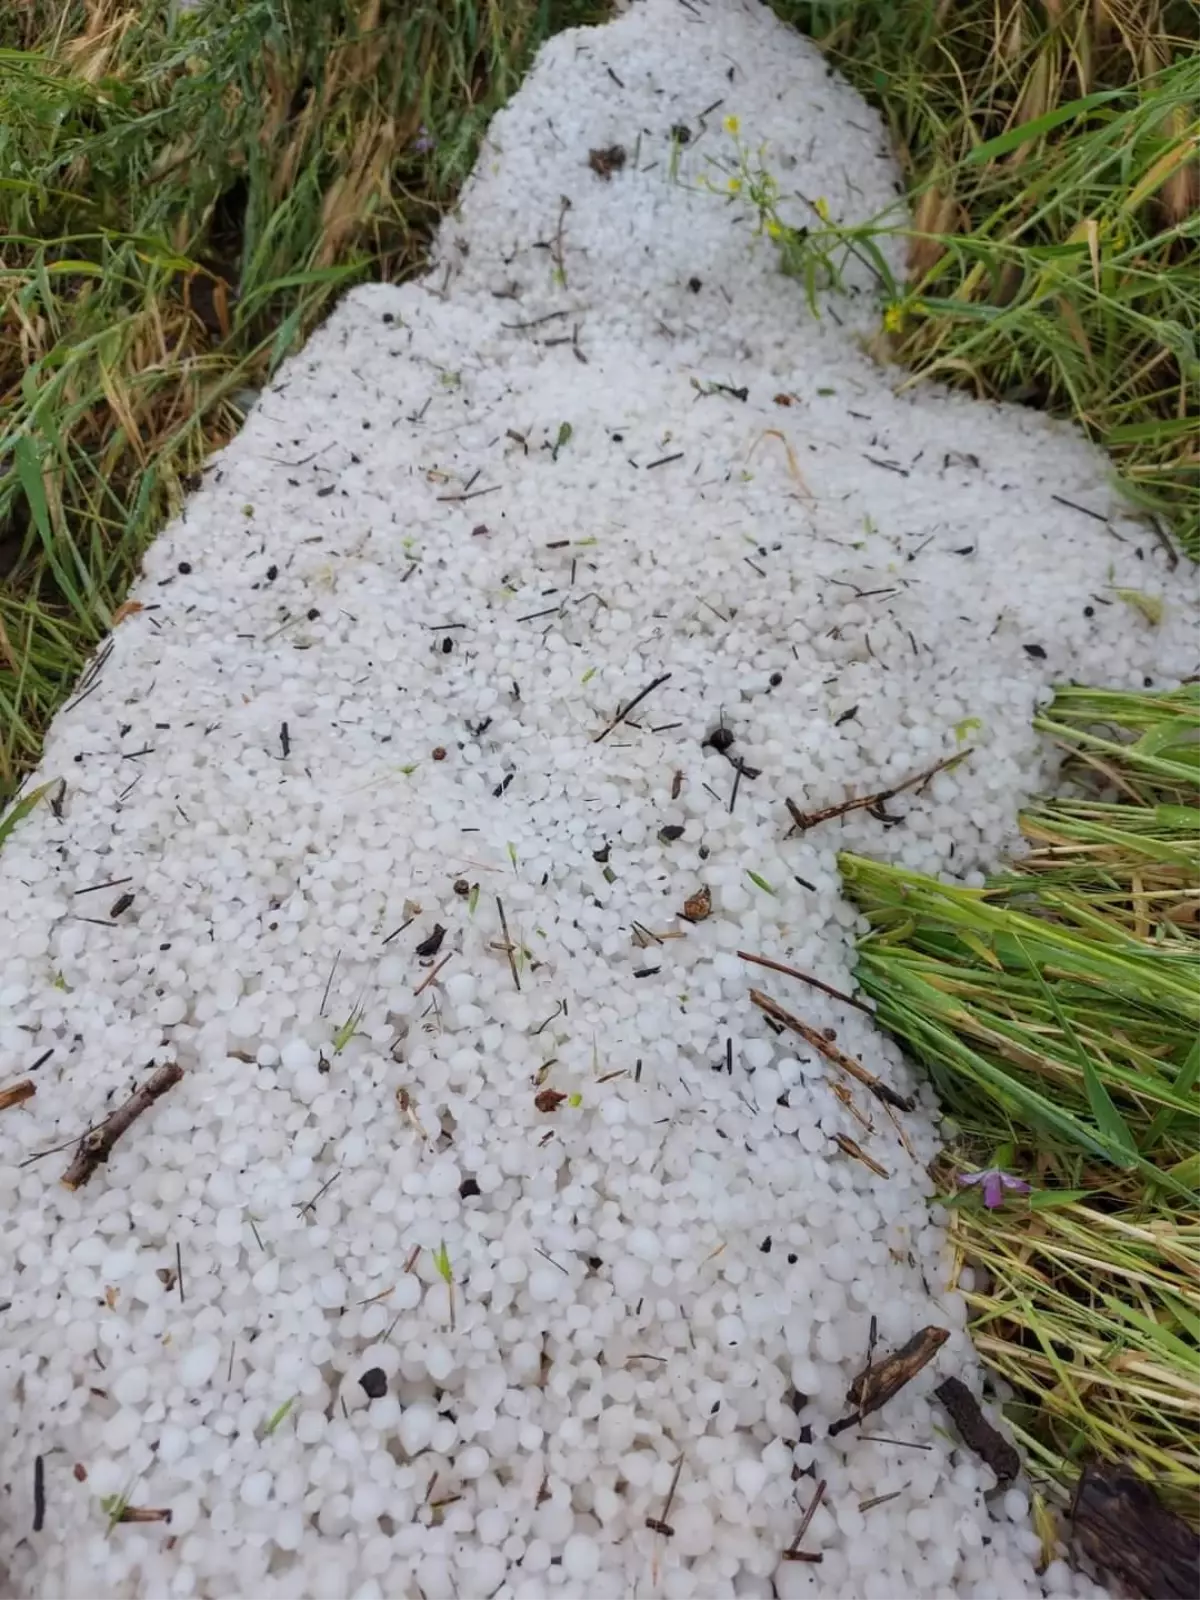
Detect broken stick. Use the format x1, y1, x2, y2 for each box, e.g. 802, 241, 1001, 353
785, 748, 972, 834
61, 1063, 183, 1190
749, 988, 913, 1111
0, 1080, 36, 1112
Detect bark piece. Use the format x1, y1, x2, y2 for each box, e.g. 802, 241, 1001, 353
935, 1376, 1020, 1482
1070, 1464, 1198, 1600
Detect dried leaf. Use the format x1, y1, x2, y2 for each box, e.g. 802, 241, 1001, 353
680, 884, 712, 923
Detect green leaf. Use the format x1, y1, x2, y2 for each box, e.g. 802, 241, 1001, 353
0, 780, 54, 850
1011, 936, 1138, 1163
1027, 1188, 1092, 1210
433, 1241, 453, 1284
965, 88, 1126, 163
1114, 589, 1163, 625
1144, 1036, 1199, 1150
262, 1397, 295, 1437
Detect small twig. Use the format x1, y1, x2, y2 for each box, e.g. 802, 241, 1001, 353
496, 898, 522, 992
593, 672, 671, 743
857, 1434, 933, 1451
319, 951, 340, 1018
646, 1453, 684, 1536
550, 195, 571, 284
784, 1478, 826, 1561
785, 749, 972, 834
61, 1065, 183, 1190
413, 952, 453, 997
436, 485, 500, 503
749, 989, 913, 1111
114, 1506, 172, 1525
73, 876, 133, 898
833, 1132, 890, 1179
296, 1171, 341, 1217
859, 1491, 904, 1513
737, 951, 872, 1014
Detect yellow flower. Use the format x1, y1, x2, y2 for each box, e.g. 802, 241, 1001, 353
727, 176, 742, 195
883, 303, 904, 334
814, 196, 830, 223
766, 219, 783, 239
723, 114, 740, 136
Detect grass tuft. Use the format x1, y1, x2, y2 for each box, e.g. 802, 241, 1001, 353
840, 684, 1199, 1518
773, 0, 1199, 556
0, 0, 608, 802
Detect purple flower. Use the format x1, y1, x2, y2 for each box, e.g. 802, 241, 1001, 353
956, 1167, 1032, 1210
412, 125, 435, 155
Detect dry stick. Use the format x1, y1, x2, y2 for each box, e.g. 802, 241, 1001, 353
646, 1452, 684, 1536
61, 1064, 183, 1190
413, 951, 453, 997
785, 748, 973, 834
593, 672, 672, 743
833, 1131, 889, 1179
783, 1478, 827, 1561
496, 898, 522, 992
0, 1080, 36, 1112
749, 988, 914, 1112
737, 950, 873, 1015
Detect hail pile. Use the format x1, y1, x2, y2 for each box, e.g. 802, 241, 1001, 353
1, 1, 1193, 1595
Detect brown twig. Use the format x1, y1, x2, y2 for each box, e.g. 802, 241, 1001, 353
413, 951, 453, 997
646, 1452, 684, 1536
737, 951, 872, 1014
61, 1064, 183, 1190
783, 1478, 826, 1561
833, 1131, 889, 1178
0, 1080, 36, 1112
749, 988, 913, 1111
114, 1506, 173, 1524
496, 898, 522, 991
593, 672, 672, 743
785, 749, 972, 834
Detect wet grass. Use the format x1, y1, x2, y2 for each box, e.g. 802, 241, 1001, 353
775, 0, 1199, 557
0, 0, 607, 802
841, 685, 1199, 1520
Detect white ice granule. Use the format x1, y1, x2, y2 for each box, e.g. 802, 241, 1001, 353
0, 1, 1192, 1596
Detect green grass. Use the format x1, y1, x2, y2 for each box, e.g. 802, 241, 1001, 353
839, 684, 1199, 1516
772, 0, 1199, 557
0, 0, 607, 802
